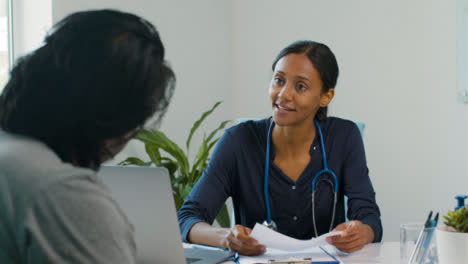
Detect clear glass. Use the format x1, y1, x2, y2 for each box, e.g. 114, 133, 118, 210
400, 223, 438, 264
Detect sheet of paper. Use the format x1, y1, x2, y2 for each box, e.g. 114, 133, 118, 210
249, 223, 343, 251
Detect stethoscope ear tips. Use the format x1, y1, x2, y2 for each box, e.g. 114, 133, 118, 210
262, 220, 278, 231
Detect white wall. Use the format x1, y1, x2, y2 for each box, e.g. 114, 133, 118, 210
13, 0, 52, 60
50, 0, 468, 242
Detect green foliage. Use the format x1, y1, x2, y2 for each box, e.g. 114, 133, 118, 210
443, 207, 468, 233
119, 101, 231, 227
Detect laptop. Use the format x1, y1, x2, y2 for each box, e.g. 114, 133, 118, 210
97, 165, 234, 264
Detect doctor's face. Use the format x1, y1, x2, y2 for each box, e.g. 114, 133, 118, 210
269, 53, 333, 127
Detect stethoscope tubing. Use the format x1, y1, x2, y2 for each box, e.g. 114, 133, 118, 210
264, 120, 275, 224
264, 119, 338, 236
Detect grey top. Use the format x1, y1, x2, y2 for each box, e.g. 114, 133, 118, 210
0, 131, 136, 264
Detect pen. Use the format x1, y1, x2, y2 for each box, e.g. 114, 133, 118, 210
424, 211, 433, 228
233, 252, 240, 264
433, 212, 439, 226
267, 260, 311, 264
408, 211, 432, 264
419, 212, 439, 263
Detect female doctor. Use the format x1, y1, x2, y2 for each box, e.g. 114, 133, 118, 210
177, 40, 382, 256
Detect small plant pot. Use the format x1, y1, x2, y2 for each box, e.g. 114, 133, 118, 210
436, 227, 468, 263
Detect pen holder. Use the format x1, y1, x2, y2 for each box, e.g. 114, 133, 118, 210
400, 223, 438, 264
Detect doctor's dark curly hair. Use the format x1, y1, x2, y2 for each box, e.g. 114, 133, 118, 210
0, 9, 175, 169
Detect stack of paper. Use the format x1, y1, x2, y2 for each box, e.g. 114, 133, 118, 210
239, 223, 342, 264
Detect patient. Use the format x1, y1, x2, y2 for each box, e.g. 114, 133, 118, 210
0, 9, 174, 263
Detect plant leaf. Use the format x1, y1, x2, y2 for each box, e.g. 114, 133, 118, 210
207, 137, 220, 153
205, 120, 231, 143
118, 157, 148, 166
216, 203, 231, 228
190, 133, 209, 182
186, 101, 222, 154
192, 137, 221, 183
160, 158, 178, 177
145, 144, 162, 166
173, 193, 184, 211
180, 185, 193, 201
171, 176, 185, 188
135, 129, 190, 177
123, 102, 233, 221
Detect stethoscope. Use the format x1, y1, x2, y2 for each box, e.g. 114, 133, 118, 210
262, 119, 338, 237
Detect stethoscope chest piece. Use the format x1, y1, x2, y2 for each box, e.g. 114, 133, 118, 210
262, 220, 277, 231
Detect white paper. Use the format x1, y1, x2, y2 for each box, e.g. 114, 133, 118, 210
249, 223, 343, 251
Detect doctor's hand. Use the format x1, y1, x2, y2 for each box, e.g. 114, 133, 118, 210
325, 220, 374, 253
223, 225, 266, 256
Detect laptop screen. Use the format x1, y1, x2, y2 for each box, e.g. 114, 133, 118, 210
98, 166, 187, 263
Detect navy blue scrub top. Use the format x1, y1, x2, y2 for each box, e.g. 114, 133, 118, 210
177, 117, 382, 242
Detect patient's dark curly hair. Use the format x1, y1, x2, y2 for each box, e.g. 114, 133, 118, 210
0, 9, 175, 169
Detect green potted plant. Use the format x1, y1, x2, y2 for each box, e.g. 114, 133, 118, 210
119, 101, 231, 227
437, 206, 468, 263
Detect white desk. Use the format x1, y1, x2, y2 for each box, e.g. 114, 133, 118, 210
219, 242, 400, 264
336, 242, 399, 264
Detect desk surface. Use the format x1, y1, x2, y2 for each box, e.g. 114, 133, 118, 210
218, 242, 399, 264
336, 242, 399, 264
